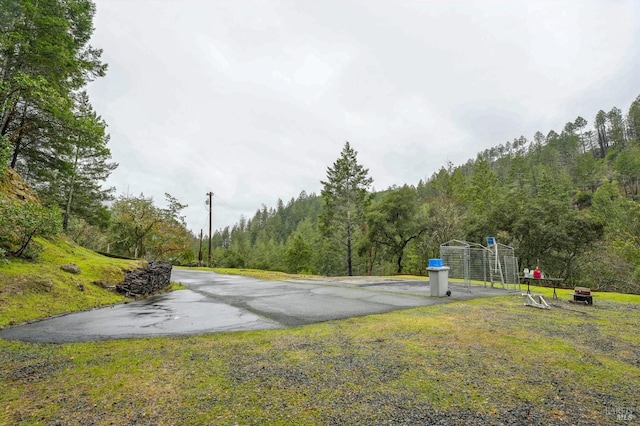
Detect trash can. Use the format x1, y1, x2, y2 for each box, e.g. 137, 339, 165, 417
427, 259, 449, 297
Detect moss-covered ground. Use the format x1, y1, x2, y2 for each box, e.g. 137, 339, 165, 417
0, 237, 143, 326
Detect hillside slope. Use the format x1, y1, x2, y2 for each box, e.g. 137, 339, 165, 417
0, 237, 142, 327
0, 167, 145, 326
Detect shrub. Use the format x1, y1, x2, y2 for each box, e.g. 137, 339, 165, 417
0, 195, 62, 258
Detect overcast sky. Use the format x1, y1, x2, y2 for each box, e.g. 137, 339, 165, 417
87, 0, 640, 234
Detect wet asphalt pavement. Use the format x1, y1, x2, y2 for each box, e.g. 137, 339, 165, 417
0, 269, 515, 343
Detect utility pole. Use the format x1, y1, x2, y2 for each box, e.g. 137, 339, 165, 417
207, 192, 213, 267
198, 229, 203, 267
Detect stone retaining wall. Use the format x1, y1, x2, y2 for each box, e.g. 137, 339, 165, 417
116, 261, 172, 297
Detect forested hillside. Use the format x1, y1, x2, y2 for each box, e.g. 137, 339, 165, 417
212, 95, 640, 294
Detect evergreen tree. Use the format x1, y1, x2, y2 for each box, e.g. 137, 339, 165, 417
1, 0, 106, 169
285, 232, 312, 274
36, 91, 116, 229
320, 142, 372, 276
595, 110, 609, 157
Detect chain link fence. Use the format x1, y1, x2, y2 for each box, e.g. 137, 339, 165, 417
440, 240, 520, 290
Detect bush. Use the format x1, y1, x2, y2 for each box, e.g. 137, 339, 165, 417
22, 239, 44, 260
0, 195, 62, 258
65, 216, 109, 251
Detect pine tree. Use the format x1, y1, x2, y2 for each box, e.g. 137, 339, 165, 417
38, 91, 117, 230
1, 0, 109, 209
320, 142, 373, 276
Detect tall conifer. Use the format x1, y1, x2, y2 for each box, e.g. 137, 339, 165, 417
320, 142, 372, 276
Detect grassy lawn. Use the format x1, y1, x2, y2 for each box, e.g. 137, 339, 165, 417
1, 289, 639, 425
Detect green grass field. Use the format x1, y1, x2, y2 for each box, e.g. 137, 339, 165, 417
1, 242, 639, 424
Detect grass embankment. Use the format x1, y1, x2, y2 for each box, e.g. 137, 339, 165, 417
188, 267, 318, 281
0, 237, 144, 326
1, 279, 639, 424
207, 267, 431, 283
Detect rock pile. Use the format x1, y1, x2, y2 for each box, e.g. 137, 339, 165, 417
116, 261, 172, 297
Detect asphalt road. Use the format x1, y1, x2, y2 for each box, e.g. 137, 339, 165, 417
0, 269, 513, 343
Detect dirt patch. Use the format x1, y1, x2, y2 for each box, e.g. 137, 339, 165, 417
0, 276, 53, 295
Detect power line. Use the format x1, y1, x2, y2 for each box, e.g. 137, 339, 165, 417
211, 193, 233, 209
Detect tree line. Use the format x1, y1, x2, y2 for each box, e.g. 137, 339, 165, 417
210, 96, 640, 294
